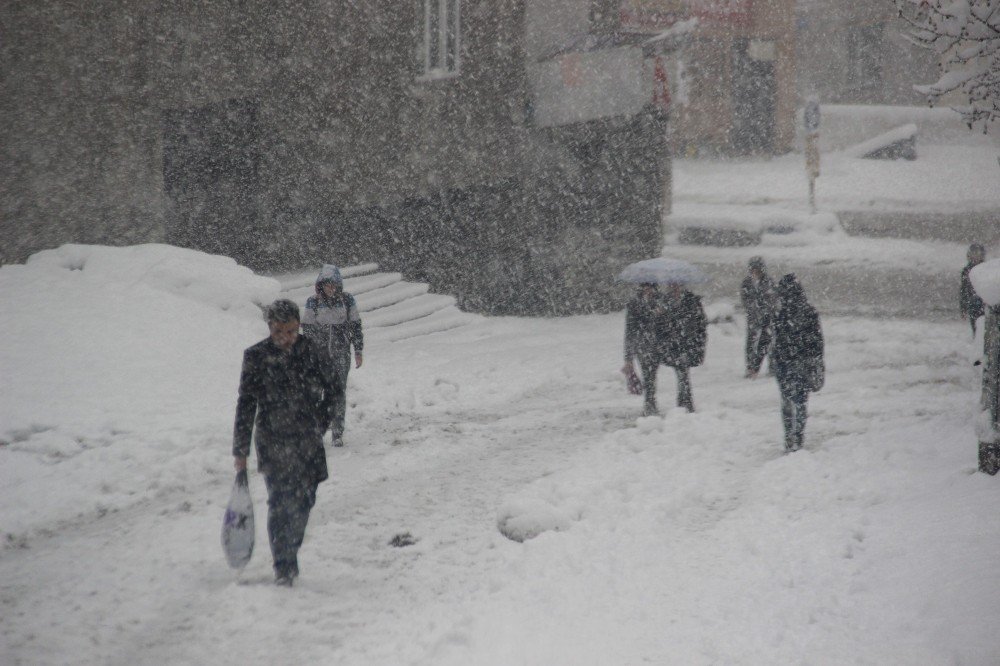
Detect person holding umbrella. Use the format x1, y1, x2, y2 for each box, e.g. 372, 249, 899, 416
620, 258, 709, 415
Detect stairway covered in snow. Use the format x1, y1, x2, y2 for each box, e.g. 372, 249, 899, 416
272, 263, 479, 342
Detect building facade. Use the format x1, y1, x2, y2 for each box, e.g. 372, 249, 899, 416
795, 0, 940, 106
1, 0, 676, 314
618, 0, 798, 156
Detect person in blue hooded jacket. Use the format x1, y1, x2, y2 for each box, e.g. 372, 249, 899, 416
301, 264, 363, 447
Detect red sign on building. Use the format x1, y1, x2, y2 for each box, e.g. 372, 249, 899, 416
620, 0, 753, 31
688, 0, 753, 23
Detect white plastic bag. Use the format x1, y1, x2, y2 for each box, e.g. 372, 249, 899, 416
221, 470, 255, 569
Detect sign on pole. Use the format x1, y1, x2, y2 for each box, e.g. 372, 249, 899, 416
804, 98, 821, 214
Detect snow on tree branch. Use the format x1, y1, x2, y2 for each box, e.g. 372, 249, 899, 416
894, 0, 1000, 131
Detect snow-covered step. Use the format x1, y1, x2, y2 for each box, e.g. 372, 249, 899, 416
283, 284, 319, 304
281, 274, 411, 312
362, 293, 457, 329
271, 263, 380, 291
375, 306, 479, 342
355, 281, 430, 312
270, 263, 479, 339
339, 263, 380, 279
342, 272, 403, 296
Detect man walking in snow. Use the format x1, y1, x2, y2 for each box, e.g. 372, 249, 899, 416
233, 299, 339, 586
960, 243, 986, 336
760, 274, 824, 452
740, 256, 776, 378
301, 264, 364, 447
623, 282, 707, 415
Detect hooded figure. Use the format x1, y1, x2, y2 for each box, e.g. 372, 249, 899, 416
740, 256, 776, 377
960, 243, 986, 336
770, 274, 824, 452
623, 282, 707, 415
301, 264, 364, 447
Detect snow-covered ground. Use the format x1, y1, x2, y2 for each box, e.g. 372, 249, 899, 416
2, 241, 999, 665
3, 108, 999, 664
673, 143, 1000, 216
666, 111, 999, 320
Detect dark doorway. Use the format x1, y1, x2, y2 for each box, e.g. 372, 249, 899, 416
730, 39, 776, 154
162, 98, 262, 263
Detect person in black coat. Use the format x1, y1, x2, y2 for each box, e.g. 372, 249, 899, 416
740, 256, 776, 377
759, 274, 824, 452
623, 283, 707, 415
960, 243, 986, 336
233, 299, 340, 586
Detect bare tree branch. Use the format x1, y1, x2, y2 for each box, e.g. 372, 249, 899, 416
893, 0, 1000, 130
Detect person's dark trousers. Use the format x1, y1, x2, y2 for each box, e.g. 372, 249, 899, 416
264, 474, 317, 580
639, 360, 694, 414
329, 352, 351, 439
745, 326, 771, 375
776, 371, 808, 451
639, 358, 659, 415
674, 367, 694, 412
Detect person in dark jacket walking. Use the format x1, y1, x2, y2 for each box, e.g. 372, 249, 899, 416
960, 243, 986, 336
759, 274, 824, 452
301, 264, 364, 447
740, 256, 776, 378
623, 282, 707, 415
233, 299, 339, 586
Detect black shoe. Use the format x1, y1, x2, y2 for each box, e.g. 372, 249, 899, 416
332, 435, 344, 448
275, 575, 293, 587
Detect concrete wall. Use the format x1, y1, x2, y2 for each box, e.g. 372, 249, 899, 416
0, 1, 166, 263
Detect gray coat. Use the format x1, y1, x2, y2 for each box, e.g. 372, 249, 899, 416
301, 292, 364, 359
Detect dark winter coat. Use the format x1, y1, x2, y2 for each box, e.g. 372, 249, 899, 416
772, 280, 824, 391
740, 274, 776, 331
233, 335, 338, 484
960, 263, 985, 322
302, 291, 364, 359
625, 290, 707, 369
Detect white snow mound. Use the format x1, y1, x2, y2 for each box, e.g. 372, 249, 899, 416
0, 243, 280, 540
497, 497, 574, 542
22, 243, 279, 316
970, 258, 1000, 307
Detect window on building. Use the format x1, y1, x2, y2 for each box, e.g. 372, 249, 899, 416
846, 23, 884, 95
422, 0, 460, 78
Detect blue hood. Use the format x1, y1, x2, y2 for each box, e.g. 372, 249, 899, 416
316, 264, 343, 288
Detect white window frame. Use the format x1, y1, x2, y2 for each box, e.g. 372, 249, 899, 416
420, 0, 461, 80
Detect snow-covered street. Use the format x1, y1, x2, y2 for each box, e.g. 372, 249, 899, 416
5, 0, 1000, 657
2, 244, 998, 665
